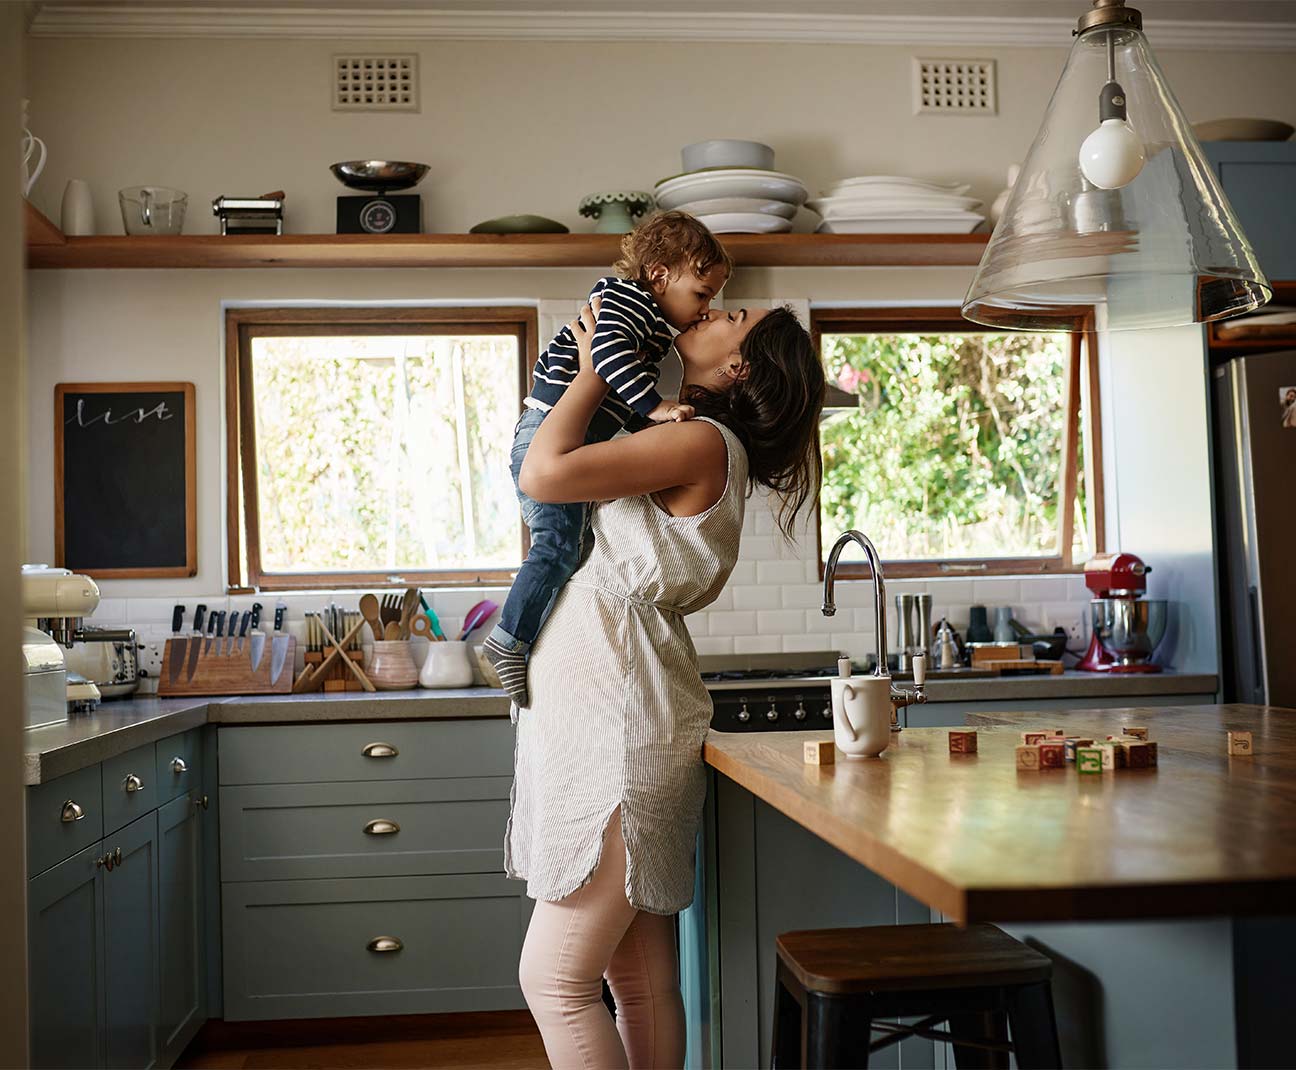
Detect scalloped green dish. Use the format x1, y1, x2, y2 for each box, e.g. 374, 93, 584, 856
469, 215, 569, 235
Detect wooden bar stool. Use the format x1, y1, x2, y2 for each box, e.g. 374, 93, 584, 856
772, 923, 1062, 1069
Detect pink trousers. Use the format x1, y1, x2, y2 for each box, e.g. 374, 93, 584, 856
517, 807, 686, 1070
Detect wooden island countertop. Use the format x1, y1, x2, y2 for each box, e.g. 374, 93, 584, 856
702, 704, 1296, 925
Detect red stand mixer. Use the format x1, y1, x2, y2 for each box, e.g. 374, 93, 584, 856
1078, 552, 1168, 673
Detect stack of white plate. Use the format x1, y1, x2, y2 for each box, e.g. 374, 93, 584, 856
806, 176, 985, 234
653, 168, 808, 234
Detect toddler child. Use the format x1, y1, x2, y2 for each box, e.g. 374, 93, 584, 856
483, 211, 732, 706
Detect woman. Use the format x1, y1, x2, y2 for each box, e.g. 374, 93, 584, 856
505, 296, 824, 1069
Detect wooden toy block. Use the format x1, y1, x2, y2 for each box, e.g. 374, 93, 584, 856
1063, 737, 1095, 761
804, 740, 835, 765
1053, 729, 1066, 736
948, 730, 978, 754
1039, 740, 1067, 768
1076, 747, 1104, 774
323, 678, 347, 692
1016, 744, 1041, 770
1123, 741, 1156, 769
1122, 725, 1149, 740
1227, 731, 1253, 756
1021, 731, 1050, 746
1097, 741, 1126, 770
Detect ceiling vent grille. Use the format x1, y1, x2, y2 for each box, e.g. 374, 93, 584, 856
913, 58, 996, 115
333, 54, 419, 112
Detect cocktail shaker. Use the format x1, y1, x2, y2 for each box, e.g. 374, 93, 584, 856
895, 593, 916, 672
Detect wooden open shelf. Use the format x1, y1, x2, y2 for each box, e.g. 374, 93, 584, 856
23, 202, 989, 269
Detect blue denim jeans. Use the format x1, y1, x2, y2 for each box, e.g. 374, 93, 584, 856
490, 406, 602, 652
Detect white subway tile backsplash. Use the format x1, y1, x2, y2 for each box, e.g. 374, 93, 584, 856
127, 598, 191, 624
832, 632, 866, 653
732, 586, 782, 611
728, 562, 757, 586
802, 610, 837, 634
755, 609, 805, 635
757, 561, 805, 586
87, 599, 128, 626
1020, 577, 1071, 602
708, 610, 758, 636
782, 633, 832, 653
968, 579, 1021, 604
739, 535, 779, 561
692, 636, 734, 656
733, 635, 783, 654
706, 588, 734, 612
780, 585, 822, 609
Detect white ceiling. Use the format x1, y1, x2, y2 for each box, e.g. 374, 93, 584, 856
24, 0, 1296, 48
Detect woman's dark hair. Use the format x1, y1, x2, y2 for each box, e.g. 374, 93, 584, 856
681, 306, 824, 540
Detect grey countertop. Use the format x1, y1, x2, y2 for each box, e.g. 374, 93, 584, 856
23, 671, 1217, 786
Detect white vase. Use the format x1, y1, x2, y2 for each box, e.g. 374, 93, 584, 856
61, 179, 95, 236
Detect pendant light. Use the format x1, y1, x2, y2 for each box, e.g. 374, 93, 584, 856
962, 0, 1272, 332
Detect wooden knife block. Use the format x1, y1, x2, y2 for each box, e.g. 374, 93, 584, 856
158, 637, 296, 696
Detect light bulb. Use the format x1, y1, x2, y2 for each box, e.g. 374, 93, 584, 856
1079, 117, 1146, 189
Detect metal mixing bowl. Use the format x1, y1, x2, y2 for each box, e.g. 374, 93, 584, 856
329, 160, 429, 192
1091, 598, 1168, 667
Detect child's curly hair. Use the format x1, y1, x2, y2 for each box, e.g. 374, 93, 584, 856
613, 210, 732, 285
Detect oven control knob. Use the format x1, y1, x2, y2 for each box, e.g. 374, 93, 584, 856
765, 702, 779, 723
736, 702, 751, 724
793, 702, 808, 721
821, 704, 833, 721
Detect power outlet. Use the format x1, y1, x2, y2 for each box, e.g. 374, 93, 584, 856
135, 632, 167, 686
1061, 613, 1088, 644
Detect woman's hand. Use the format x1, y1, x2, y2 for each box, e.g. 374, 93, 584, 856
569, 295, 603, 378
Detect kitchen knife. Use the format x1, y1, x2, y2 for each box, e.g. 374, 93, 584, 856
217, 611, 230, 656
248, 602, 266, 673
236, 609, 252, 655
167, 604, 187, 684
185, 604, 207, 681
268, 601, 290, 685
202, 611, 217, 655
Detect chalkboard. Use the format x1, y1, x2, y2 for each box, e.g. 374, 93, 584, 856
55, 382, 197, 578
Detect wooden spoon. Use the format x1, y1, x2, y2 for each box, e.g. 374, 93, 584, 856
359, 593, 384, 644
384, 621, 402, 641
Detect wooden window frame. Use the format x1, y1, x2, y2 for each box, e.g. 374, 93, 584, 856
811, 306, 1105, 580
225, 306, 536, 592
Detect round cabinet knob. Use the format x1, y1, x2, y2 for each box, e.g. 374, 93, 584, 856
123, 774, 143, 793
95, 853, 108, 869
171, 757, 188, 775
736, 702, 751, 724
61, 799, 85, 823
765, 703, 780, 723
367, 936, 403, 953
793, 703, 808, 721
821, 705, 833, 721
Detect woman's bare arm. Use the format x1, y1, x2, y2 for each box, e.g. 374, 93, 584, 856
519, 300, 727, 508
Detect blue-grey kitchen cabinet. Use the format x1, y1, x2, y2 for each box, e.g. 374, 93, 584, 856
217, 719, 532, 1021
1205, 142, 1296, 280
26, 728, 209, 1070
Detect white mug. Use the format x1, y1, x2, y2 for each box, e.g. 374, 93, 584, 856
61, 179, 95, 236
830, 674, 893, 758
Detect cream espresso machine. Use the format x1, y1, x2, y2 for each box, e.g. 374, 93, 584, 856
22, 564, 102, 727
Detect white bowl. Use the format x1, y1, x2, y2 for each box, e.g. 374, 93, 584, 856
806, 195, 984, 218
816, 215, 985, 234
674, 196, 798, 219
655, 169, 807, 211
682, 139, 775, 172
696, 212, 793, 234
824, 175, 972, 196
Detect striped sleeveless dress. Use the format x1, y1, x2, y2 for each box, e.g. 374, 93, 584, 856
503, 417, 748, 914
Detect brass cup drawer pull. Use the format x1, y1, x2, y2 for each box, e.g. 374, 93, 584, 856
61, 799, 85, 823
361, 741, 398, 759
123, 774, 144, 793
194, 793, 209, 810
364, 818, 400, 836
367, 936, 403, 953
171, 757, 188, 775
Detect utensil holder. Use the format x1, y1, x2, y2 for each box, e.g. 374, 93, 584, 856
419, 640, 474, 689
368, 640, 418, 690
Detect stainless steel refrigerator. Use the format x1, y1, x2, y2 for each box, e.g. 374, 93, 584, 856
1212, 350, 1296, 708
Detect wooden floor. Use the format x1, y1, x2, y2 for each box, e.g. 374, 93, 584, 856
177, 1010, 551, 1069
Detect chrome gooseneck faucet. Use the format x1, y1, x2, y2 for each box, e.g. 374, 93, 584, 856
822, 529, 928, 727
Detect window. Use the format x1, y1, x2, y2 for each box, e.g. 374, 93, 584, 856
226, 307, 535, 590
812, 307, 1104, 578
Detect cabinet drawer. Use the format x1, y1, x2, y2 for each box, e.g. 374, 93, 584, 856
155, 728, 202, 806
220, 777, 511, 881
221, 873, 531, 1021
218, 719, 514, 786
26, 764, 103, 878
101, 742, 158, 836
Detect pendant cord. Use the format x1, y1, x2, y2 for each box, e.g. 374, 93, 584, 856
1107, 29, 1116, 82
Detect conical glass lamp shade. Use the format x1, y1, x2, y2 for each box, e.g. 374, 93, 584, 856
963, 14, 1271, 332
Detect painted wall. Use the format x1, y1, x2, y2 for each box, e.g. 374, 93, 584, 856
23, 30, 1254, 674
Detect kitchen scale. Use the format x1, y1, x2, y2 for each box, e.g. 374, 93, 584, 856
331, 160, 428, 234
